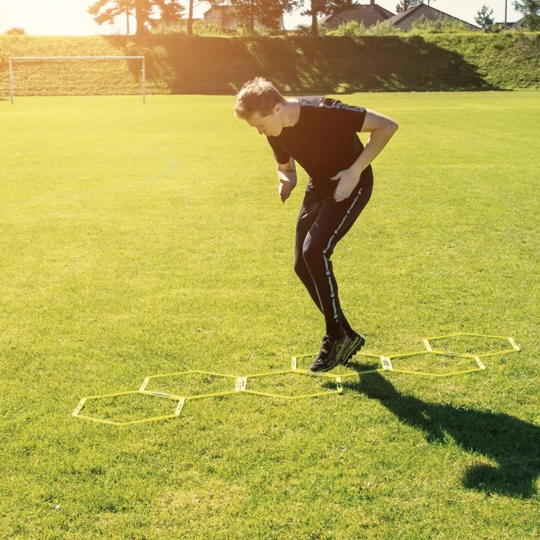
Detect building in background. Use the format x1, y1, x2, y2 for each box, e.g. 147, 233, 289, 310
495, 17, 526, 30
321, 1, 394, 30
384, 4, 480, 31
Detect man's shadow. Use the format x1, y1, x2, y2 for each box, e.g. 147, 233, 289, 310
343, 363, 540, 498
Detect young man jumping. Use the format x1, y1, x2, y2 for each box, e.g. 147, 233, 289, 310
234, 78, 398, 373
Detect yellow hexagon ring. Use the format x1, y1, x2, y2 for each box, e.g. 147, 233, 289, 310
72, 390, 185, 426
423, 333, 520, 358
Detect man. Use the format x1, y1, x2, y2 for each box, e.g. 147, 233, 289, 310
234, 78, 398, 373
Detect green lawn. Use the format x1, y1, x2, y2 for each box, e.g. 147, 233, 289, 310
1, 92, 539, 539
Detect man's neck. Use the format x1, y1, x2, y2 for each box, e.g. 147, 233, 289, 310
282, 99, 301, 128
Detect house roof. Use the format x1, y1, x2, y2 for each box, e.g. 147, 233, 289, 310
321, 4, 395, 29
511, 16, 526, 29
495, 18, 525, 29
204, 5, 234, 14
385, 3, 479, 31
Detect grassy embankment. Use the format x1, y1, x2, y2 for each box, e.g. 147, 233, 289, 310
1, 32, 539, 97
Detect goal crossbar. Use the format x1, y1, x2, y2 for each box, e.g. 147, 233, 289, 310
8, 55, 146, 104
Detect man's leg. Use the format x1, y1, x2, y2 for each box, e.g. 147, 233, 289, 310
295, 195, 356, 336
302, 168, 373, 339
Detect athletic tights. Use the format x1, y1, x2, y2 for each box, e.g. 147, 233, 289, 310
294, 166, 374, 339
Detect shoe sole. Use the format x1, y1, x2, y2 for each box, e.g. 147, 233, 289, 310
342, 335, 366, 367
310, 356, 341, 374
310, 339, 350, 373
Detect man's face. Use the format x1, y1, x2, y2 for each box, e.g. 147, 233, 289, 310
247, 104, 284, 138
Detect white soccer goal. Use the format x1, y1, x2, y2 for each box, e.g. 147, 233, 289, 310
8, 56, 146, 104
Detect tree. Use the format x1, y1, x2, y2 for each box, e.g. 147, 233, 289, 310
186, 0, 195, 35
230, 0, 257, 33
88, 0, 183, 35
303, 0, 358, 36
396, 0, 435, 13
475, 4, 494, 30
134, 0, 148, 34
89, 0, 136, 34
513, 0, 540, 30
228, 0, 298, 34
152, 0, 185, 32
257, 0, 297, 30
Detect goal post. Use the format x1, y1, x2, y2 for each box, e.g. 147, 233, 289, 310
8, 56, 146, 104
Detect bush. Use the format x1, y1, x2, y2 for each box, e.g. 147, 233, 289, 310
251, 26, 287, 37
410, 15, 469, 34
367, 21, 404, 36
149, 22, 188, 35
293, 23, 328, 36
191, 20, 285, 36
328, 21, 368, 37
4, 27, 26, 35
234, 25, 286, 37
192, 21, 233, 36
327, 20, 404, 37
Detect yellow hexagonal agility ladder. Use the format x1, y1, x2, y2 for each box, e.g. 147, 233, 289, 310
73, 333, 520, 426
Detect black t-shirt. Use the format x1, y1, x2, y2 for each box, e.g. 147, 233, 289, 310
266, 96, 367, 195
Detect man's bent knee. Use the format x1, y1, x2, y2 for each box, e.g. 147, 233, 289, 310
302, 240, 325, 269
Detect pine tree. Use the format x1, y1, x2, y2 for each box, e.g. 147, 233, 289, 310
475, 4, 494, 30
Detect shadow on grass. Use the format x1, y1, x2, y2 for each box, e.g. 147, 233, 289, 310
344, 361, 540, 499
104, 35, 496, 94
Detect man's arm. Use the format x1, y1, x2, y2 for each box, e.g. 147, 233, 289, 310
332, 109, 398, 202
277, 156, 297, 203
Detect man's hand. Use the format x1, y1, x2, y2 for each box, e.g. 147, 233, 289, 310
277, 169, 297, 203
331, 109, 399, 203
279, 179, 294, 203
331, 167, 361, 202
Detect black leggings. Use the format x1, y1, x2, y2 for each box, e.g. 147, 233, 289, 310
294, 167, 374, 338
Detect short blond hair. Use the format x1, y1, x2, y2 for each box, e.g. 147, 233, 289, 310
234, 77, 286, 120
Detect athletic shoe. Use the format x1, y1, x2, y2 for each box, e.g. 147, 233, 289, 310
310, 333, 351, 373
341, 331, 366, 367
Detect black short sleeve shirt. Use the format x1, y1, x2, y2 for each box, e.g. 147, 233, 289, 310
266, 96, 367, 193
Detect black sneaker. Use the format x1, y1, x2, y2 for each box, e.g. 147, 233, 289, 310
341, 331, 366, 366
310, 333, 351, 373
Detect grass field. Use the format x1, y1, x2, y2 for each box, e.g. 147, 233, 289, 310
1, 91, 539, 539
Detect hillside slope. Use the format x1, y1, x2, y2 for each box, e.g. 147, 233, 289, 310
1, 33, 539, 96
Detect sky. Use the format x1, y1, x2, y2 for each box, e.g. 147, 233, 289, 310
0, 0, 523, 36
